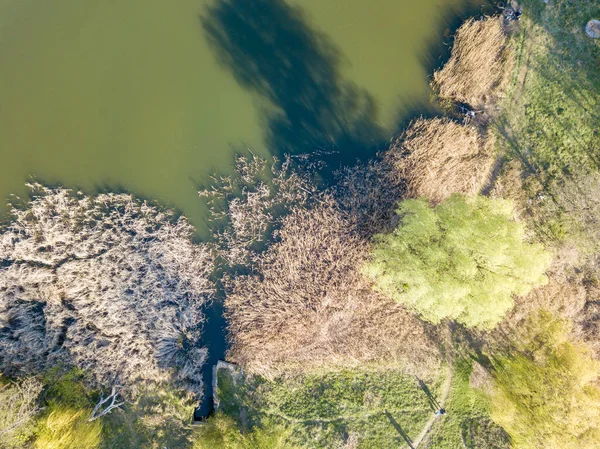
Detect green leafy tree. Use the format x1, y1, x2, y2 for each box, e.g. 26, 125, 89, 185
364, 195, 551, 328
490, 312, 600, 449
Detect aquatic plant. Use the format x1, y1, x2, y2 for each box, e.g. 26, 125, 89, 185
433, 16, 512, 110
391, 117, 495, 204
225, 196, 440, 378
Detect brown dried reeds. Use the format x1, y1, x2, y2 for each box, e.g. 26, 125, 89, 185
224, 197, 441, 379
433, 16, 511, 110
0, 184, 214, 398
391, 117, 494, 204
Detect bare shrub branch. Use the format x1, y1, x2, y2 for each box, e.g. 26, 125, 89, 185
89, 383, 124, 421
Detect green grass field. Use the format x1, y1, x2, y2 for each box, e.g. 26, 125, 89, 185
422, 360, 509, 449
496, 0, 600, 245
499, 0, 600, 176
216, 366, 446, 449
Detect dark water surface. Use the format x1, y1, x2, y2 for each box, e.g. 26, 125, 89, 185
0, 0, 490, 416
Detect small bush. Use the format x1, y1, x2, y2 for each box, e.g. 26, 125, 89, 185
0, 376, 43, 448
100, 382, 197, 449
194, 413, 295, 449
226, 198, 440, 378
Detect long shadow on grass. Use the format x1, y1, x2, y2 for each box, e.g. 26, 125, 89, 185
385, 410, 415, 449
416, 376, 441, 412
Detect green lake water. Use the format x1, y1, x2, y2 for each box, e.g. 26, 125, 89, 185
0, 0, 487, 236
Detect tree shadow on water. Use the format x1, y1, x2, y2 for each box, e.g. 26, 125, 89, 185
200, 0, 387, 169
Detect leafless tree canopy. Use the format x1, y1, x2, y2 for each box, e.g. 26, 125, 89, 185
0, 184, 214, 397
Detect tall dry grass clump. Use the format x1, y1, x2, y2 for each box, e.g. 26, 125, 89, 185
0, 376, 43, 446
199, 154, 317, 268
391, 117, 494, 203
433, 16, 511, 110
224, 197, 441, 379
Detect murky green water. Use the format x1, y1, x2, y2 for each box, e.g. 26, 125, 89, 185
0, 0, 484, 235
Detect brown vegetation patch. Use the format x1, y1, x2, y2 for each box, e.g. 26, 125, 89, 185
433, 16, 512, 110
0, 185, 214, 397
503, 278, 587, 330
224, 198, 441, 379
578, 293, 600, 358
390, 117, 494, 204
469, 361, 493, 393
333, 152, 405, 236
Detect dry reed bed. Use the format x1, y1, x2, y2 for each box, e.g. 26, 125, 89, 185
218, 17, 516, 379
225, 198, 441, 379
391, 117, 494, 204
0, 184, 214, 398
433, 16, 512, 110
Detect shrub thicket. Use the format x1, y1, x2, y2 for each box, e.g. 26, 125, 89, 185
490, 312, 600, 449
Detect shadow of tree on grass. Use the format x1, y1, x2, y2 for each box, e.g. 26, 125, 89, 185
385, 410, 416, 449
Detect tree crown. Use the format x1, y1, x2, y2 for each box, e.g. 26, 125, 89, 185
364, 194, 551, 328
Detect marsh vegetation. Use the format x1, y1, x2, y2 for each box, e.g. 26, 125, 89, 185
2, 0, 600, 448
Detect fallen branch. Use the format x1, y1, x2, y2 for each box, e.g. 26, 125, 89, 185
88, 384, 124, 421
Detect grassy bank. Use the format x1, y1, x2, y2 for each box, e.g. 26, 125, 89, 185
215, 366, 446, 449
423, 360, 509, 449
500, 0, 599, 174
496, 0, 600, 244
